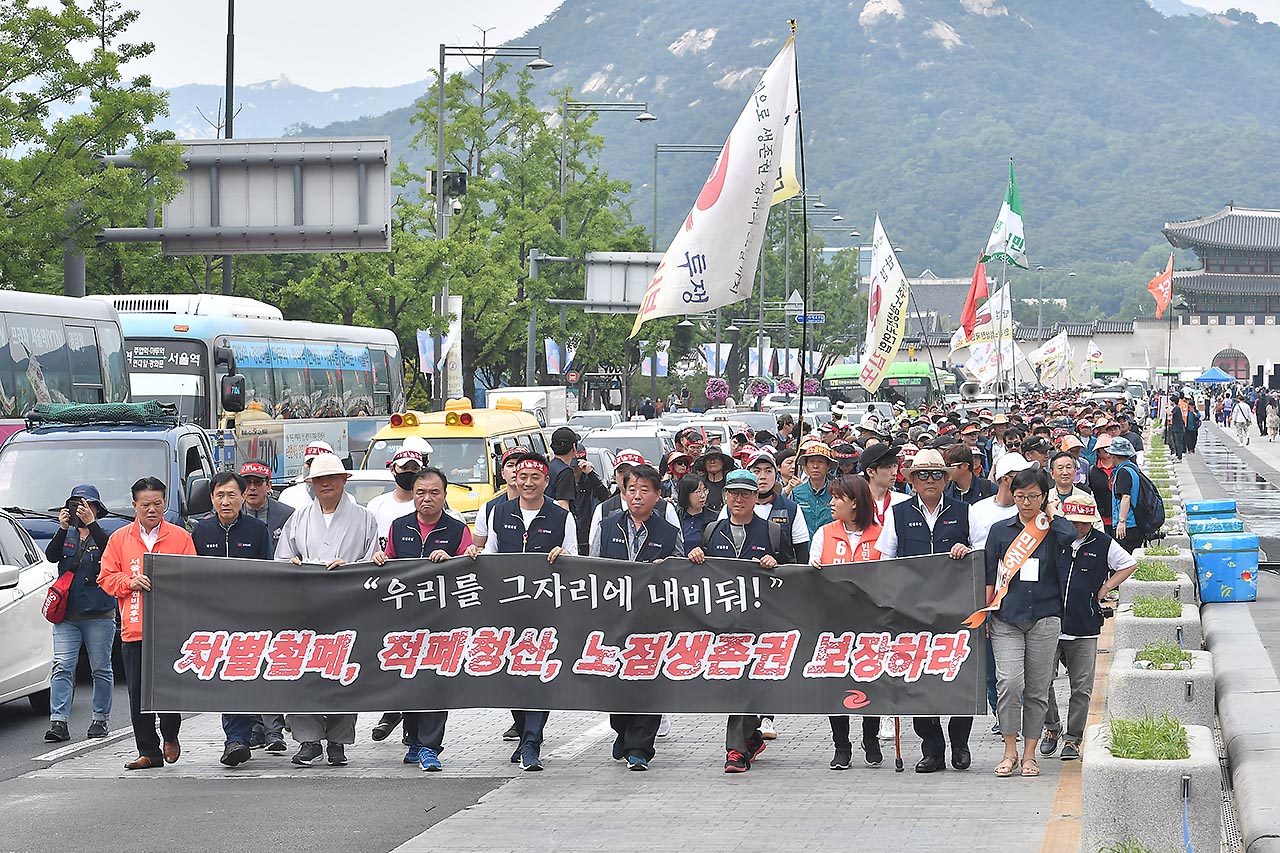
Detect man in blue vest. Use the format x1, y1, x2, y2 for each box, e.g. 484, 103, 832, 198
371, 467, 472, 772
476, 453, 576, 771
190, 472, 273, 768
688, 469, 790, 773
875, 449, 975, 773
591, 463, 683, 770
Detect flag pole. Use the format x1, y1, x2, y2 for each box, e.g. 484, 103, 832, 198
789, 19, 811, 433
907, 285, 942, 405
997, 262, 1007, 402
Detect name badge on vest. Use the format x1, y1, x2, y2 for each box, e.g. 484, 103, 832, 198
1022, 557, 1040, 583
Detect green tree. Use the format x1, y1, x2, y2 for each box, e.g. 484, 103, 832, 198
0, 0, 182, 290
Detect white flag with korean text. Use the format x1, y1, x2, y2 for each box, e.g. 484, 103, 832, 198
632, 39, 795, 336
859, 216, 911, 394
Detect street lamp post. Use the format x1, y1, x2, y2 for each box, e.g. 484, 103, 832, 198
560, 101, 655, 239
652, 143, 720, 251
1033, 265, 1076, 328
435, 42, 550, 408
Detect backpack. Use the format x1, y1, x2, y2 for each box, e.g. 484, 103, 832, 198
1119, 461, 1166, 539
701, 516, 790, 563
42, 571, 75, 624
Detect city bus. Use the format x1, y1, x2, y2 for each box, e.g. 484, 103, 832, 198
95, 294, 405, 479
877, 360, 938, 414
0, 292, 129, 444
820, 363, 870, 405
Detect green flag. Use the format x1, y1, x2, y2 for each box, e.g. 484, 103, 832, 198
980, 160, 1027, 269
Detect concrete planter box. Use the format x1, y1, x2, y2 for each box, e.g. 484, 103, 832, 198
1112, 602, 1202, 650
1119, 569, 1195, 605
1080, 724, 1220, 853
1108, 649, 1215, 728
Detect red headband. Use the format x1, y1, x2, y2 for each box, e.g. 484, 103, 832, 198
515, 459, 549, 475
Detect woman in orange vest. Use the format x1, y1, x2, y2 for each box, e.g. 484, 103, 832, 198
809, 474, 883, 771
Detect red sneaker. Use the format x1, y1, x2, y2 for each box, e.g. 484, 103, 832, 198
724, 750, 749, 773
746, 734, 767, 762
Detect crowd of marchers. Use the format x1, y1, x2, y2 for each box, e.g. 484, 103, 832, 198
43, 387, 1174, 777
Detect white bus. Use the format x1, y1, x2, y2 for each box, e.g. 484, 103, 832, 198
0, 292, 129, 444
95, 295, 406, 478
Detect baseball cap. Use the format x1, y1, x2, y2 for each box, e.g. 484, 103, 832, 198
858, 441, 899, 471
723, 469, 760, 492
613, 449, 648, 469
239, 462, 272, 480
551, 426, 580, 451
390, 449, 424, 469
1061, 494, 1101, 523
993, 452, 1038, 480
304, 441, 335, 458
746, 449, 777, 470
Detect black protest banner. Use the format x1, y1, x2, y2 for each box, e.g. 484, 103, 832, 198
142, 552, 987, 716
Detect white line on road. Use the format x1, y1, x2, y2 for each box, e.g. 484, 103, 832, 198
32, 727, 134, 762
545, 717, 612, 762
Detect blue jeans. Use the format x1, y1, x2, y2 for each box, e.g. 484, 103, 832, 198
222, 714, 256, 747
50, 616, 115, 723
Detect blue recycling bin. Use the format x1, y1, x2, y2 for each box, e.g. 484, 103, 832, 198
1192, 532, 1259, 602
1185, 499, 1237, 521
1187, 518, 1245, 535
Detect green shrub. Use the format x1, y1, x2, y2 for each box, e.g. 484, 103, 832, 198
1132, 561, 1177, 582
1098, 839, 1161, 853
1132, 595, 1182, 618
1135, 642, 1192, 667
1143, 544, 1179, 557
1108, 713, 1190, 760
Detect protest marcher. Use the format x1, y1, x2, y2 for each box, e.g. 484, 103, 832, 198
1183, 395, 1202, 454
1231, 395, 1255, 444
791, 442, 838, 535
1040, 495, 1136, 762
737, 449, 811, 740
859, 442, 909, 528
278, 440, 336, 509
1269, 401, 1279, 442
370, 467, 473, 772
777, 449, 801, 496
588, 450, 680, 557
591, 464, 683, 770
1020, 436, 1052, 471
874, 449, 974, 773
676, 473, 713, 553
663, 451, 693, 499
1106, 438, 1146, 553
687, 469, 790, 773
274, 453, 380, 768
471, 447, 523, 552
367, 447, 426, 545
240, 462, 294, 547
943, 444, 997, 506
984, 468, 1074, 778
1049, 451, 1088, 515
191, 472, 273, 767
1169, 394, 1189, 460
694, 445, 735, 515
809, 474, 884, 770
1087, 435, 1116, 536
43, 485, 114, 744
98, 477, 196, 770
776, 413, 795, 450
478, 453, 577, 771
1116, 412, 1143, 451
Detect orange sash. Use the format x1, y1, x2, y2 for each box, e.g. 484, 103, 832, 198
818, 521, 883, 565
962, 512, 1050, 629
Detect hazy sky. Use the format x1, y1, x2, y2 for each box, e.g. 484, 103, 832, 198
101, 0, 1280, 91
118, 0, 565, 90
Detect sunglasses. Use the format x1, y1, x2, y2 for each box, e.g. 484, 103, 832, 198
912, 470, 946, 481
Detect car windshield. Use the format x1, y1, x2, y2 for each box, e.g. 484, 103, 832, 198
580, 433, 668, 465
569, 412, 617, 429
347, 478, 396, 507
0, 438, 169, 516
364, 437, 492, 485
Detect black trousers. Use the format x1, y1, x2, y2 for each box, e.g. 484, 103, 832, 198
913, 716, 971, 760
403, 712, 447, 752
122, 640, 180, 759
1184, 430, 1199, 453
829, 715, 879, 749
609, 714, 661, 761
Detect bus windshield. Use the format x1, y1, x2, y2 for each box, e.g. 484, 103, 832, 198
364, 437, 492, 486
128, 373, 209, 425
879, 377, 932, 410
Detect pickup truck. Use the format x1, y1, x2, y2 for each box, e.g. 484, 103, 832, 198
0, 407, 216, 549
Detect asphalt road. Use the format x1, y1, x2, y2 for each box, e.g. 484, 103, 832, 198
0, 675, 503, 853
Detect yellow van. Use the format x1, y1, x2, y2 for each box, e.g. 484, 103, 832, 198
362, 397, 547, 523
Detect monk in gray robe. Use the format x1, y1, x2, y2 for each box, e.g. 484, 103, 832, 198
274, 453, 379, 767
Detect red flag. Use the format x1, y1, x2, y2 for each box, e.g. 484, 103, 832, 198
1147, 252, 1174, 318
960, 257, 989, 338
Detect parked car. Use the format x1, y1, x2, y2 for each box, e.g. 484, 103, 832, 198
579, 423, 674, 471
0, 509, 56, 713
568, 410, 622, 431
344, 470, 398, 508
